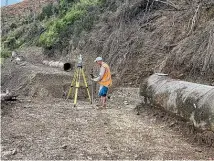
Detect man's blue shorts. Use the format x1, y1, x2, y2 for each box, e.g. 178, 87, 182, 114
99, 86, 108, 97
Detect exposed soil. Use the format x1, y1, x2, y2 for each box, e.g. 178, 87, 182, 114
1, 54, 214, 160
1, 89, 214, 160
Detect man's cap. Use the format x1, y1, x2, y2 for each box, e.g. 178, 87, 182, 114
94, 57, 103, 62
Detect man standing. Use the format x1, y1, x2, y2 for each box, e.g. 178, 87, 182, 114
92, 57, 112, 108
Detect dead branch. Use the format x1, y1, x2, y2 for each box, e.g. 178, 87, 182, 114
154, 0, 180, 10
142, 0, 150, 21
146, 0, 155, 23
187, 4, 201, 36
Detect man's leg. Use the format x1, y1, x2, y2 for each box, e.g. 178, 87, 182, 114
96, 86, 103, 107
101, 96, 107, 107
99, 96, 103, 106
97, 86, 108, 108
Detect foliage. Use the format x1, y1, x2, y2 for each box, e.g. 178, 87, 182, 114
4, 37, 16, 49
59, 0, 78, 16
1, 21, 44, 53
10, 26, 25, 39
1, 48, 12, 58
37, 3, 58, 21
10, 23, 17, 29
39, 0, 102, 48
1, 0, 106, 55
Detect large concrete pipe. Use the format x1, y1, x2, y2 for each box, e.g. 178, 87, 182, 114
42, 60, 74, 71
140, 73, 214, 132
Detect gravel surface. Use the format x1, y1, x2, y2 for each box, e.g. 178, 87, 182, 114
2, 93, 214, 160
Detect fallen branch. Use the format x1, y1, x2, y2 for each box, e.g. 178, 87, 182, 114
187, 4, 201, 36
154, 0, 180, 10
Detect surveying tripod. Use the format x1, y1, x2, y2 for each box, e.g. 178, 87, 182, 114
66, 55, 92, 107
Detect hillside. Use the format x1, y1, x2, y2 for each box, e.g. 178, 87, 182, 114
72, 0, 214, 86
1, 0, 56, 17
1, 0, 214, 86
1, 0, 214, 160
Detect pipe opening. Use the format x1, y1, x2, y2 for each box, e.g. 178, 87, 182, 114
64, 63, 71, 71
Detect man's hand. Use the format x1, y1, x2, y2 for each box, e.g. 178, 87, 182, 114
91, 77, 99, 82
90, 73, 94, 79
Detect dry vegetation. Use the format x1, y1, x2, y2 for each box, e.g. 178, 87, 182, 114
1, 0, 214, 85
67, 0, 214, 86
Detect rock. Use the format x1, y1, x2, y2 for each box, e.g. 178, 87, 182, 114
61, 145, 68, 149
87, 156, 93, 160
195, 149, 202, 153
24, 105, 32, 108
12, 149, 17, 155
2, 149, 17, 157
124, 101, 129, 105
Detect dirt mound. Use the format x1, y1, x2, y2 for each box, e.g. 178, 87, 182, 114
1, 47, 91, 99
1, 50, 82, 100
1, 61, 69, 98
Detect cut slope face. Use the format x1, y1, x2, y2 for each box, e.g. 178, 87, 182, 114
1, 59, 71, 98
60, 0, 214, 86
1, 47, 76, 99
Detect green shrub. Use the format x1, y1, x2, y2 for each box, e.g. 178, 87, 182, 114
43, 3, 54, 18
38, 3, 56, 21
4, 37, 16, 49
1, 36, 7, 42
10, 23, 17, 29
1, 49, 12, 58
59, 0, 77, 16
39, 0, 102, 48
11, 26, 25, 39
16, 38, 25, 47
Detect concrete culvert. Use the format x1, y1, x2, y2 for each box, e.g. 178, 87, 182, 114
42, 60, 74, 71
140, 73, 214, 132
64, 63, 72, 71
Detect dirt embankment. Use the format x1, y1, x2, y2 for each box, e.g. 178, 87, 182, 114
1, 47, 73, 99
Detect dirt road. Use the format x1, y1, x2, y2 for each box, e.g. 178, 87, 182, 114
1, 91, 214, 160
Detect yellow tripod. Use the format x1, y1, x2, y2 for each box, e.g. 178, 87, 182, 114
66, 66, 92, 107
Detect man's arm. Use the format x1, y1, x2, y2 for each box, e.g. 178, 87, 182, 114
93, 66, 105, 82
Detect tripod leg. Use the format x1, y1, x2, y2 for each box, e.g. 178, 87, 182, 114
74, 68, 80, 107
81, 68, 92, 104
66, 69, 77, 100
91, 81, 94, 104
